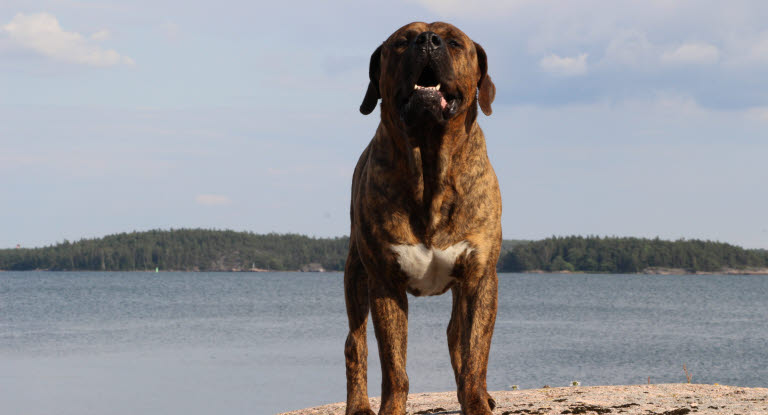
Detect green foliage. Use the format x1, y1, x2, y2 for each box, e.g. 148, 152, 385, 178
0, 229, 349, 271
2, 231, 766, 273
500, 239, 530, 254
498, 235, 768, 273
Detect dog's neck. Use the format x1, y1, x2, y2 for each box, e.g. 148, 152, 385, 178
378, 110, 479, 238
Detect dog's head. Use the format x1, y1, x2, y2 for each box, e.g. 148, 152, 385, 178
360, 22, 495, 127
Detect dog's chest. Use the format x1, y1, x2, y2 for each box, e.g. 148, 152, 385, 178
389, 241, 473, 296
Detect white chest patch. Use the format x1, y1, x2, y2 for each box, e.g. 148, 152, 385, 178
390, 241, 473, 296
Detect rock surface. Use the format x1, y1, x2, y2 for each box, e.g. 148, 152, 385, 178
278, 384, 768, 415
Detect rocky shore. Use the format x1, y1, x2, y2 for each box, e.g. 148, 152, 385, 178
279, 384, 768, 415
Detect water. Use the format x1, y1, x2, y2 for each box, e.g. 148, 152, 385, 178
1, 272, 767, 415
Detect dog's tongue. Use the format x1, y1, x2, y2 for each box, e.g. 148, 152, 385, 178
414, 85, 448, 110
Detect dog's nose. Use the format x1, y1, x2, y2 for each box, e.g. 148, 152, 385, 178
415, 31, 442, 51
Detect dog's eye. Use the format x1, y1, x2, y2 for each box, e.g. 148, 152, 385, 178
393, 39, 408, 48
448, 39, 462, 48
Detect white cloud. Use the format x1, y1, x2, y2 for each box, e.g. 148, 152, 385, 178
661, 42, 720, 65
408, 0, 533, 18
2, 12, 133, 66
160, 21, 180, 41
648, 93, 706, 116
195, 194, 232, 206
743, 32, 768, 64
267, 167, 288, 176
745, 107, 768, 121
603, 30, 657, 68
719, 31, 768, 66
539, 53, 588, 76
90, 30, 111, 41
603, 34, 720, 69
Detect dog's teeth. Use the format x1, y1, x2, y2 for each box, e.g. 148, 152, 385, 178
414, 84, 443, 91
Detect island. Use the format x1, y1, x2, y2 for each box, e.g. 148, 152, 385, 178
1, 229, 766, 274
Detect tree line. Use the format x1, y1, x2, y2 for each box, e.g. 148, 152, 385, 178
0, 229, 348, 272
1, 230, 765, 273
498, 235, 768, 273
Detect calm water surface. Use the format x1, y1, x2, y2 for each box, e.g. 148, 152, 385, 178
1, 271, 767, 414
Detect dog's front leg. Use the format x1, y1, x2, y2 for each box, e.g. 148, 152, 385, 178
344, 244, 375, 415
370, 279, 409, 415
455, 270, 498, 415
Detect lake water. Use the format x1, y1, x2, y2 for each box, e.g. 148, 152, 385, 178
1, 272, 767, 414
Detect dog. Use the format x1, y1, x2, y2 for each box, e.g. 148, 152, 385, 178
344, 22, 500, 415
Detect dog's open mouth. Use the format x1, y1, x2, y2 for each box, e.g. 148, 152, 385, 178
413, 66, 447, 110
404, 65, 460, 122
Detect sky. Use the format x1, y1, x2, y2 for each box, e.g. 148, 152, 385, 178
1, 0, 767, 249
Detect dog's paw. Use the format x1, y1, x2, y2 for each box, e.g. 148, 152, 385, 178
347, 409, 375, 415
461, 398, 493, 415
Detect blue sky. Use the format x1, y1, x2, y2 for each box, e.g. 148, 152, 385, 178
1, 0, 767, 249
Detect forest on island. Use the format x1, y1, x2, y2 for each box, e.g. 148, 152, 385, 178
498, 235, 768, 273
1, 229, 766, 273
0, 229, 348, 272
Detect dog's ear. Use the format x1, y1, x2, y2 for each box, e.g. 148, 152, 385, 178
474, 42, 495, 116
360, 44, 382, 115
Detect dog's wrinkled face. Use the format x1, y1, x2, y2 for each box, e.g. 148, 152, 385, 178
360, 22, 495, 127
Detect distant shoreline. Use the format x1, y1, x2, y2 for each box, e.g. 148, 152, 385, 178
3, 229, 766, 274
524, 267, 768, 275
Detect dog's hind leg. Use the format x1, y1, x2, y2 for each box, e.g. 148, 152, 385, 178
455, 269, 498, 415
448, 284, 496, 412
447, 285, 463, 386
344, 240, 375, 415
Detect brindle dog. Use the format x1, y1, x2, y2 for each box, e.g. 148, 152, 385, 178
344, 22, 499, 415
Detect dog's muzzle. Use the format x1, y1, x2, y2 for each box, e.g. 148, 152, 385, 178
400, 31, 462, 125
